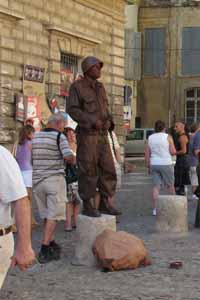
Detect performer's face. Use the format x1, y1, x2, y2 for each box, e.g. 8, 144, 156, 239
87, 63, 101, 80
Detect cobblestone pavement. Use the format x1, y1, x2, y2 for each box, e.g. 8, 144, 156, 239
1, 167, 200, 300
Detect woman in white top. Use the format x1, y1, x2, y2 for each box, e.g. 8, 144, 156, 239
145, 120, 176, 216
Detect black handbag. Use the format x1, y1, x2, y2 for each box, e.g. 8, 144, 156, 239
65, 164, 78, 184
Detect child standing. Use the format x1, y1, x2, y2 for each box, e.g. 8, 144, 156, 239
64, 123, 81, 231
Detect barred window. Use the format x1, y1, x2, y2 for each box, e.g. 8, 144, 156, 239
61, 53, 78, 74
60, 53, 81, 98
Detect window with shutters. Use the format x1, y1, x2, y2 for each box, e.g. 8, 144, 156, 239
143, 28, 166, 76
182, 27, 200, 75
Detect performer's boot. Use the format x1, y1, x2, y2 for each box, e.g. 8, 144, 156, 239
82, 198, 101, 217
99, 197, 122, 216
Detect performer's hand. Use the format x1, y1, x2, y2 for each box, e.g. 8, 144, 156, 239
94, 120, 103, 130
103, 120, 111, 130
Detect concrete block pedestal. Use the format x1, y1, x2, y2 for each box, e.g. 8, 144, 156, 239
72, 214, 116, 267
156, 195, 188, 233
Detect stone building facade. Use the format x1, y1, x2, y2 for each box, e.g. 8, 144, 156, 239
138, 0, 200, 128
0, 0, 126, 147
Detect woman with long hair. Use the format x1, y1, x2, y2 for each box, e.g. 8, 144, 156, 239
15, 125, 37, 226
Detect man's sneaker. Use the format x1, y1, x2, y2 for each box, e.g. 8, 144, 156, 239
152, 208, 157, 216
49, 240, 62, 254
38, 246, 60, 264
194, 188, 200, 198
192, 194, 199, 200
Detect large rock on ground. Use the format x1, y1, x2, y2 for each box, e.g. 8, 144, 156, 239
156, 195, 188, 233
72, 214, 116, 267
93, 229, 150, 271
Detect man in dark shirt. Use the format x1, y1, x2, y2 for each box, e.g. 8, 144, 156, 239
67, 56, 118, 217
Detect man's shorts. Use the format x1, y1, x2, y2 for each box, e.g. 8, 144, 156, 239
189, 166, 198, 186
33, 175, 66, 221
150, 165, 174, 187
0, 232, 14, 289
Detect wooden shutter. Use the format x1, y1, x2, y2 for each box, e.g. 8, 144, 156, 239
182, 27, 200, 75
125, 29, 141, 80
144, 28, 166, 76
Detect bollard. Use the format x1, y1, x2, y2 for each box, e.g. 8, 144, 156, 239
72, 214, 116, 267
156, 195, 188, 233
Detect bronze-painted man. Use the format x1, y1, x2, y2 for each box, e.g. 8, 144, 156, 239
67, 56, 118, 217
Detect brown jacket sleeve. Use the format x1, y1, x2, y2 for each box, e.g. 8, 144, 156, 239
67, 84, 96, 129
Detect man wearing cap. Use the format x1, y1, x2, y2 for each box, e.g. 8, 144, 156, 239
32, 112, 75, 263
67, 56, 118, 217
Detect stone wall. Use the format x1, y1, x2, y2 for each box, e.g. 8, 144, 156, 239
0, 0, 126, 147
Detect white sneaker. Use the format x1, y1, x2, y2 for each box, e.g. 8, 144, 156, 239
192, 194, 199, 200
152, 208, 157, 216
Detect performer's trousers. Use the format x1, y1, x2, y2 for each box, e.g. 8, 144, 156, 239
76, 133, 117, 203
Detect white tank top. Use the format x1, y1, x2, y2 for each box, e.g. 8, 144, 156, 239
148, 132, 172, 165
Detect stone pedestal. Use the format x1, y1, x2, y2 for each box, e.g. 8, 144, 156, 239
156, 195, 188, 233
72, 214, 116, 267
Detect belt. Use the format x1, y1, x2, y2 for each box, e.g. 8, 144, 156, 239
0, 225, 13, 236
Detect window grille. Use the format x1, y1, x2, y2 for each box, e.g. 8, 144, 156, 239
61, 53, 78, 75
60, 53, 80, 102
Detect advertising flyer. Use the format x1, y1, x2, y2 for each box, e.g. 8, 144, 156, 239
60, 69, 74, 96
26, 96, 41, 131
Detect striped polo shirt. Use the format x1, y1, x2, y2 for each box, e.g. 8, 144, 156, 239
32, 128, 72, 185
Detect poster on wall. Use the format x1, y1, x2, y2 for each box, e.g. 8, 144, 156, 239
60, 69, 74, 96
15, 94, 27, 122
23, 64, 51, 124
26, 96, 41, 131
24, 65, 45, 83
48, 95, 66, 113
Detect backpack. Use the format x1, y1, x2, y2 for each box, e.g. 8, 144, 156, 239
57, 132, 78, 184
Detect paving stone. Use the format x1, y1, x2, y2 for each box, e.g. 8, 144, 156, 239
1, 169, 200, 300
